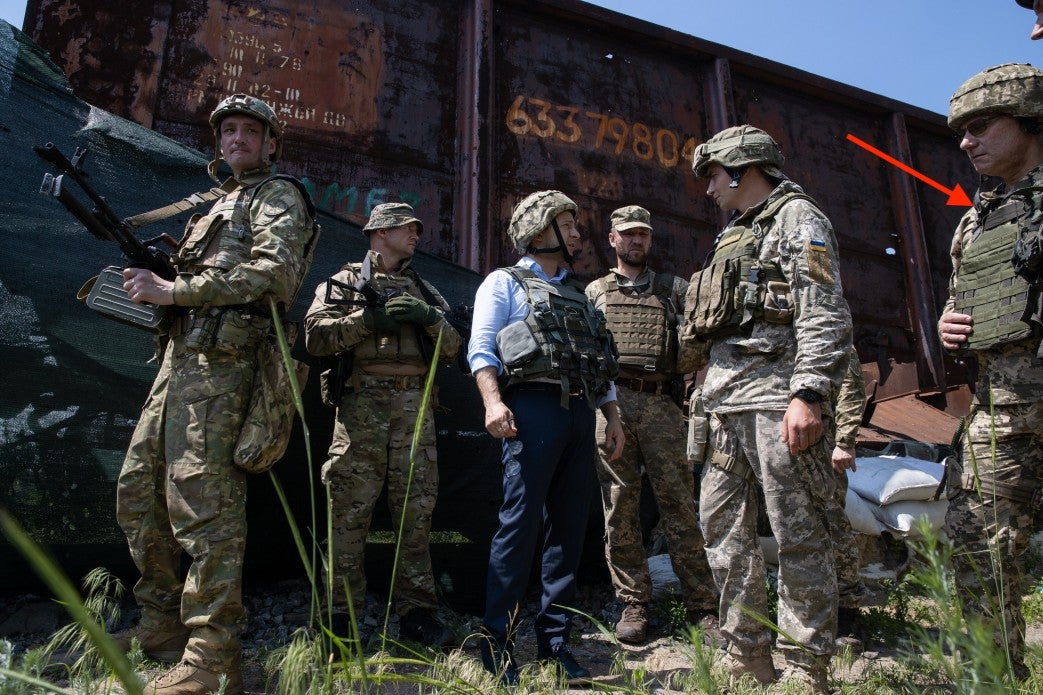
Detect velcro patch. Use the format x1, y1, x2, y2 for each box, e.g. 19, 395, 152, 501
806, 239, 834, 284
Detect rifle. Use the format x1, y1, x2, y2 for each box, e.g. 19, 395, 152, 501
36, 142, 179, 330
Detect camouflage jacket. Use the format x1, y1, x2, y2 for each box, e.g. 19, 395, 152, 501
303, 249, 461, 368
682, 180, 852, 414
942, 164, 1043, 405
585, 267, 692, 376
172, 168, 313, 308
834, 346, 865, 449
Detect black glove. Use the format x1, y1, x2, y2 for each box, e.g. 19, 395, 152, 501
385, 294, 440, 326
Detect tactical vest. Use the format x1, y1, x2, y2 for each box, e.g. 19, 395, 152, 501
496, 267, 619, 408
595, 273, 678, 374
954, 186, 1043, 350
687, 191, 808, 339
351, 262, 437, 367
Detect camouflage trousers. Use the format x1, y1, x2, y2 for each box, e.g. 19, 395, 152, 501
116, 339, 252, 670
700, 410, 838, 658
322, 375, 440, 616
595, 387, 717, 610
946, 400, 1043, 664
830, 472, 868, 608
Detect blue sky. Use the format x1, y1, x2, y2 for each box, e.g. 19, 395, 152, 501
2, 0, 1037, 115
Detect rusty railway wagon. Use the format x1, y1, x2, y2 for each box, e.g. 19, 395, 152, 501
3, 0, 972, 604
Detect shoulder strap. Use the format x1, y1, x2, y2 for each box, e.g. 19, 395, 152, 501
124, 178, 239, 229
754, 191, 816, 228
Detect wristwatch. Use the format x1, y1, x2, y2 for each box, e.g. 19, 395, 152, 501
793, 388, 823, 404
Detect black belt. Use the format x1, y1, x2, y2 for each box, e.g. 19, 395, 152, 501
617, 377, 668, 395
507, 382, 585, 397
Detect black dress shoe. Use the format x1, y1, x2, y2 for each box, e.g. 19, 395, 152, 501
479, 635, 519, 687
538, 643, 591, 683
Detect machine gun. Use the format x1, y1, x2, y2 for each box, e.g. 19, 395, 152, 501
36, 142, 178, 330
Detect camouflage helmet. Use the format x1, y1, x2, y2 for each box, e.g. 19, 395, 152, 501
363, 202, 424, 235
692, 125, 786, 179
209, 94, 284, 162
508, 190, 578, 252
948, 63, 1043, 130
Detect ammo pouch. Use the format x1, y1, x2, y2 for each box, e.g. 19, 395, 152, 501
233, 320, 309, 474
77, 266, 167, 331
688, 260, 792, 339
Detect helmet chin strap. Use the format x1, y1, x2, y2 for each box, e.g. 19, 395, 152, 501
527, 218, 574, 263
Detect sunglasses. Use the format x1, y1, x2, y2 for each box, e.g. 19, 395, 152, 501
961, 115, 1002, 139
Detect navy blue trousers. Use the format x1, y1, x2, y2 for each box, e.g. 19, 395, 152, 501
482, 386, 596, 653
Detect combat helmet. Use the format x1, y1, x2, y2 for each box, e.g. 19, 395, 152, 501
508, 190, 578, 254
692, 125, 786, 180
948, 63, 1043, 131
363, 202, 424, 235
208, 94, 283, 180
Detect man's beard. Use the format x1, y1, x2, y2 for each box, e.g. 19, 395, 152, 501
619, 250, 646, 268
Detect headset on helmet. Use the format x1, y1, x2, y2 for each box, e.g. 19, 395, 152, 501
208, 94, 283, 180
948, 63, 1043, 131
508, 190, 579, 260
692, 125, 786, 185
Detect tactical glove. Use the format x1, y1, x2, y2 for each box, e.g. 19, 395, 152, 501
362, 306, 398, 333
385, 294, 440, 326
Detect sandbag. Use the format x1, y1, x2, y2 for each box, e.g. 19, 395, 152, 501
848, 455, 946, 505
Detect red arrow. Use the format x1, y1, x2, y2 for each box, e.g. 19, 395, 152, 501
846, 133, 972, 207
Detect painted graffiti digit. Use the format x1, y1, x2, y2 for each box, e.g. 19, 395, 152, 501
527, 98, 556, 138
631, 122, 653, 160
555, 105, 581, 143
585, 111, 609, 150
607, 117, 629, 155
656, 128, 679, 167
506, 95, 532, 136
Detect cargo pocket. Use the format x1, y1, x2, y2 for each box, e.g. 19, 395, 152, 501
762, 280, 795, 324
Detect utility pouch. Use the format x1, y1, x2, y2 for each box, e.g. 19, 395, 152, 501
214, 309, 270, 354
496, 320, 541, 369
319, 353, 354, 407
233, 322, 309, 473
77, 266, 166, 331
687, 387, 709, 464
762, 280, 795, 324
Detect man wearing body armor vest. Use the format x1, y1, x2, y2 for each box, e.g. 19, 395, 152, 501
584, 205, 718, 644
681, 125, 852, 691
1015, 0, 1043, 40
467, 190, 624, 685
938, 63, 1043, 672
113, 95, 317, 694
304, 202, 461, 647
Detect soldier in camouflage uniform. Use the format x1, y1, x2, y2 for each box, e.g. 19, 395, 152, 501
681, 125, 852, 691
114, 95, 316, 695
304, 202, 461, 646
1014, 0, 1042, 40
829, 347, 869, 650
584, 205, 718, 644
938, 63, 1043, 671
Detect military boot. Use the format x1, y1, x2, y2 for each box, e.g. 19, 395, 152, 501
145, 659, 243, 695
685, 607, 722, 645
110, 623, 189, 662
615, 603, 648, 644
399, 608, 455, 648
835, 606, 865, 653
775, 653, 830, 694
718, 651, 776, 686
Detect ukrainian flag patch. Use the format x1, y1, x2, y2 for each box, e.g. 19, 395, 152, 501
809, 239, 827, 252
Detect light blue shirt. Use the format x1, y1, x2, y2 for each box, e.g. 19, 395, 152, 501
467, 257, 616, 404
